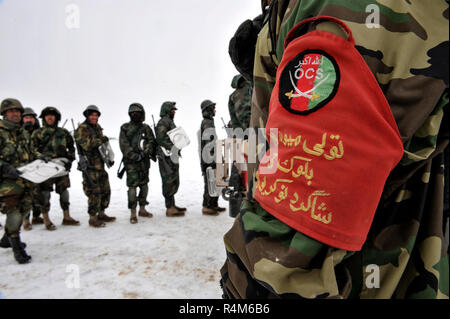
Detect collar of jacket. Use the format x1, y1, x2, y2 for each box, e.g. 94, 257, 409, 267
0, 119, 20, 131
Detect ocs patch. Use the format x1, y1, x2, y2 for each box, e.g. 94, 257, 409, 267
278, 50, 340, 115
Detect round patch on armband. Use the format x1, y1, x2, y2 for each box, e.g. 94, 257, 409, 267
279, 50, 340, 115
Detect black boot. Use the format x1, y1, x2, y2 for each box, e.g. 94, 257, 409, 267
0, 233, 26, 249
8, 235, 31, 264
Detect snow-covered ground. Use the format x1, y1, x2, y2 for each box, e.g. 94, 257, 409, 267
0, 141, 235, 299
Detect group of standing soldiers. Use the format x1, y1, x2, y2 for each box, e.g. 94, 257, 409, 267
0, 98, 189, 265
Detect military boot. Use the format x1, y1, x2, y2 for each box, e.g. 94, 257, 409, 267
174, 205, 187, 212
213, 206, 227, 213
138, 206, 153, 218
42, 211, 56, 231
202, 207, 219, 216
23, 217, 32, 231
62, 209, 80, 226
0, 233, 26, 249
166, 206, 184, 217
130, 208, 138, 224
98, 210, 116, 222
89, 215, 106, 228
8, 235, 31, 264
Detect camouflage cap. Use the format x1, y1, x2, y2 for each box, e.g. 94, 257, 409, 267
1, 98, 24, 115
83, 105, 101, 117
22, 107, 37, 118
201, 99, 216, 111
40, 106, 61, 122
129, 103, 145, 114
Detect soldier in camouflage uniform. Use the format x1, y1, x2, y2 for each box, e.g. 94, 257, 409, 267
220, 0, 449, 299
0, 98, 33, 264
156, 101, 186, 217
31, 106, 79, 230
228, 75, 252, 131
200, 99, 226, 216
74, 105, 115, 228
21, 107, 43, 230
119, 103, 157, 224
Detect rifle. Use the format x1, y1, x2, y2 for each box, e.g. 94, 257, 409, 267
152, 115, 173, 176
71, 119, 97, 188
221, 117, 233, 138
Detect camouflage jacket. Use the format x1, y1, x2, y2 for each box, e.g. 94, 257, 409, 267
0, 119, 32, 196
222, 0, 449, 300
74, 121, 107, 171
31, 123, 75, 162
119, 121, 157, 165
228, 77, 252, 131
200, 108, 217, 171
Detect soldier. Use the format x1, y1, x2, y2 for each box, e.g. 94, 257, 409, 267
220, 0, 449, 299
200, 99, 226, 216
155, 101, 186, 217
31, 106, 79, 230
228, 75, 252, 131
21, 107, 43, 230
74, 105, 115, 228
119, 103, 157, 224
0, 98, 33, 264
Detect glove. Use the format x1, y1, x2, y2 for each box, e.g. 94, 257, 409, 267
39, 155, 52, 163
1, 163, 22, 180
101, 136, 109, 143
64, 161, 72, 172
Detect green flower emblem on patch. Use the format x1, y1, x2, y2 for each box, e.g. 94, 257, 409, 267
279, 50, 340, 115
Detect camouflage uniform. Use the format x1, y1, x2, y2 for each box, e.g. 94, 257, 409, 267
200, 100, 219, 213
0, 98, 33, 263
31, 107, 76, 228
21, 107, 42, 224
119, 103, 157, 215
74, 107, 111, 220
228, 75, 252, 131
220, 0, 449, 299
156, 101, 184, 214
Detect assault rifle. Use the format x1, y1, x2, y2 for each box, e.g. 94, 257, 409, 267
71, 119, 97, 188
151, 115, 173, 176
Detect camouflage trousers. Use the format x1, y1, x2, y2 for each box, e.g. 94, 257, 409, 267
158, 157, 179, 208
82, 169, 111, 216
24, 184, 42, 219
221, 151, 449, 299
0, 191, 32, 235
37, 175, 71, 211
125, 161, 150, 188
127, 185, 149, 209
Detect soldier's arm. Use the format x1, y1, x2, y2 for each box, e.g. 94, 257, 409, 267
228, 95, 240, 129
65, 130, 76, 162
30, 129, 44, 160
156, 120, 174, 151
119, 126, 136, 160
143, 125, 157, 158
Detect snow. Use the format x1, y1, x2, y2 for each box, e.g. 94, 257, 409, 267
0, 141, 235, 299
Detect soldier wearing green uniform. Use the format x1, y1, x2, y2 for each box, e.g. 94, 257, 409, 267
156, 101, 186, 217
200, 99, 225, 216
220, 0, 449, 299
74, 105, 115, 228
0, 98, 33, 264
228, 75, 252, 131
119, 103, 157, 224
21, 107, 43, 230
31, 106, 79, 230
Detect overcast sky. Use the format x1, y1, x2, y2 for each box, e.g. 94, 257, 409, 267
0, 0, 261, 138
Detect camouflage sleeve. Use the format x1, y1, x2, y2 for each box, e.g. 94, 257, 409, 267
119, 125, 134, 160
65, 129, 76, 162
74, 125, 103, 153
228, 94, 240, 129
156, 119, 174, 151
30, 129, 44, 160
143, 125, 157, 158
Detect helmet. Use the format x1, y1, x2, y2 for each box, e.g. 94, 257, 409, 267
40, 106, 61, 122
128, 103, 145, 114
200, 99, 216, 111
83, 105, 101, 117
22, 107, 37, 118
231, 74, 245, 89
1, 98, 24, 115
